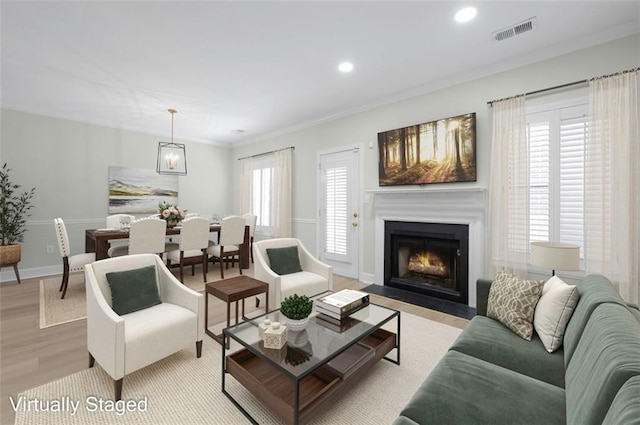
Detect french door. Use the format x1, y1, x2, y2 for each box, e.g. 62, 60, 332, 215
317, 146, 360, 278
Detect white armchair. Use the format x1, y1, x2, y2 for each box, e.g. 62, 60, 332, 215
85, 253, 204, 400
253, 238, 333, 311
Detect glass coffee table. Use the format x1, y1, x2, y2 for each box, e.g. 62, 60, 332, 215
222, 300, 400, 425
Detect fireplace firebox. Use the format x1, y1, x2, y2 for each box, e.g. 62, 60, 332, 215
384, 221, 469, 305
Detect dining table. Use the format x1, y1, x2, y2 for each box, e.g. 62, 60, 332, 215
85, 224, 251, 269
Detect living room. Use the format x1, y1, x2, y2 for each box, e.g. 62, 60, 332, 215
1, 2, 639, 424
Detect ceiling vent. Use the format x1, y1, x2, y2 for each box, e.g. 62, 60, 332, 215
493, 17, 537, 42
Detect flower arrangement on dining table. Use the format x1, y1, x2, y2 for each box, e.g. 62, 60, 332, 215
158, 201, 186, 228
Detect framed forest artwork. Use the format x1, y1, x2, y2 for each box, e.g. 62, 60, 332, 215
377, 112, 476, 186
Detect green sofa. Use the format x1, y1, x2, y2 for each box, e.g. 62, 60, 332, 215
393, 274, 640, 425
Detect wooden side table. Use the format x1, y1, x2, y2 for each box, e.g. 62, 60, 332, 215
205, 275, 269, 348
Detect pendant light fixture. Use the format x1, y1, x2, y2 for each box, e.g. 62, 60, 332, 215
156, 108, 187, 175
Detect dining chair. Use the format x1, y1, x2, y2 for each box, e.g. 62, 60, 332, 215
106, 214, 135, 229
166, 217, 210, 283
242, 213, 258, 263
105, 214, 135, 252
107, 217, 167, 258
207, 215, 245, 279
54, 218, 96, 299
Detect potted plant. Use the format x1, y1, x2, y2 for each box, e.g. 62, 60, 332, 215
0, 163, 36, 280
280, 294, 314, 330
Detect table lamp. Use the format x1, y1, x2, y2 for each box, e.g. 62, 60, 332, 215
530, 241, 580, 276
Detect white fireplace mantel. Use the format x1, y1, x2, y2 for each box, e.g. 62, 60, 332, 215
370, 188, 487, 308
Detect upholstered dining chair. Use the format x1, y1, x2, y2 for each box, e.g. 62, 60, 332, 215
207, 215, 245, 279
54, 218, 96, 299
107, 217, 167, 258
242, 213, 258, 263
253, 238, 333, 311
85, 253, 204, 400
166, 217, 210, 283
106, 214, 135, 229
105, 214, 135, 252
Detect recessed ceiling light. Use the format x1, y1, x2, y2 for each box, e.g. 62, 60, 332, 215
338, 62, 354, 73
455, 7, 477, 23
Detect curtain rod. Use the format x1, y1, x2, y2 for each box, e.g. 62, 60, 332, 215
487, 67, 640, 106
237, 146, 295, 161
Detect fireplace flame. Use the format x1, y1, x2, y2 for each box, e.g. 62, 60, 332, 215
408, 252, 449, 278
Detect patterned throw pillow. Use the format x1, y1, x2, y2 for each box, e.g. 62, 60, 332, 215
487, 270, 545, 341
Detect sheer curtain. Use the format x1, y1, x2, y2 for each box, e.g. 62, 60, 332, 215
488, 96, 529, 278
585, 71, 638, 303
238, 157, 252, 215
273, 149, 292, 238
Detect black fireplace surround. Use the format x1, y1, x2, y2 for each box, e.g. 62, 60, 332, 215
384, 221, 469, 305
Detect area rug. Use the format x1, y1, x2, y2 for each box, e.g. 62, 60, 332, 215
39, 271, 213, 329
14, 312, 462, 424
39, 274, 87, 329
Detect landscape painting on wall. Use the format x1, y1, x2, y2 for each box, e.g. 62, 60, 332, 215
378, 112, 476, 186
108, 166, 178, 213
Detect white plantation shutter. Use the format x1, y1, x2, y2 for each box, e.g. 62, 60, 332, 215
325, 165, 347, 255
528, 120, 550, 243
526, 101, 587, 261
559, 110, 586, 254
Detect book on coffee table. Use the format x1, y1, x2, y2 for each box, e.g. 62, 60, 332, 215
315, 301, 369, 320
315, 289, 369, 316
315, 314, 362, 333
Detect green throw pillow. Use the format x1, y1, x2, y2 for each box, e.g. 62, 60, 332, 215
266, 246, 303, 275
487, 270, 544, 341
106, 265, 162, 316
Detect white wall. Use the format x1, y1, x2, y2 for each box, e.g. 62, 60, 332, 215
0, 109, 233, 280
231, 34, 640, 285
2, 34, 638, 286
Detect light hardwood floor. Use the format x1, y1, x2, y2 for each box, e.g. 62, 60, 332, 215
0, 265, 468, 425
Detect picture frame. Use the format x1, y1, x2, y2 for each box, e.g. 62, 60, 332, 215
377, 112, 476, 186
108, 166, 178, 213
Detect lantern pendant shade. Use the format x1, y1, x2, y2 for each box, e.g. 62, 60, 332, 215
157, 109, 187, 175
157, 142, 187, 175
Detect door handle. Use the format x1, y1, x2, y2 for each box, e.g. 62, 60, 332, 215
352, 222, 358, 227
353, 212, 358, 218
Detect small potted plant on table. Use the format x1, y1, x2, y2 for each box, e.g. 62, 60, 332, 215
280, 294, 313, 331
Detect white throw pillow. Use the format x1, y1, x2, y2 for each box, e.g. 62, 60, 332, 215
534, 275, 580, 353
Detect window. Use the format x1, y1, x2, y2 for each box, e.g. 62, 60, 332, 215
325, 165, 348, 256
251, 156, 275, 232
526, 100, 587, 260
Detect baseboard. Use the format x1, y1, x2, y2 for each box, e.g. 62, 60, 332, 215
0, 265, 61, 283
359, 272, 375, 285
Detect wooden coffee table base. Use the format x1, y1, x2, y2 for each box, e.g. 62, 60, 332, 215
205, 276, 269, 348
222, 313, 401, 425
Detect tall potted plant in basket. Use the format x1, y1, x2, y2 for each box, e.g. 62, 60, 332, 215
0, 163, 36, 281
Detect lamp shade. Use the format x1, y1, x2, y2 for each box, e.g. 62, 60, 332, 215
530, 241, 580, 272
